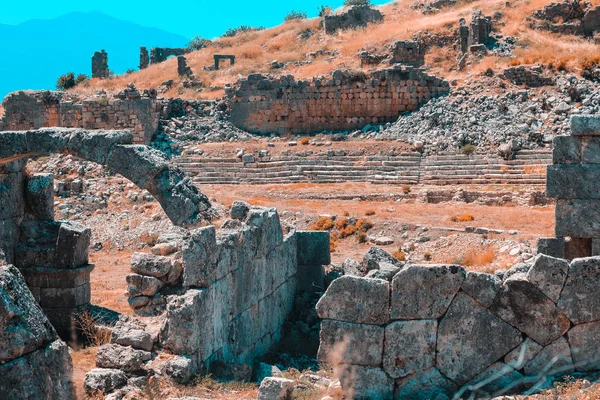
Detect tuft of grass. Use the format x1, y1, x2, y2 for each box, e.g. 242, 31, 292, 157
460, 144, 477, 155
356, 231, 367, 244
335, 217, 349, 230
461, 247, 495, 267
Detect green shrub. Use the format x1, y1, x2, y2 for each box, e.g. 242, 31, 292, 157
318, 5, 332, 16
56, 72, 76, 90
222, 25, 265, 38
344, 0, 371, 6
285, 10, 308, 21
460, 144, 477, 155
188, 35, 212, 51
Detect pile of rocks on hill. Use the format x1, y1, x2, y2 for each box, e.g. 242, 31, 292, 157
379, 72, 600, 155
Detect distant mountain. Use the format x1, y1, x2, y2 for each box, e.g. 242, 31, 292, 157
0, 12, 188, 101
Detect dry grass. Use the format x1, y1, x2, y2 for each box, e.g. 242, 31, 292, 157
69, 0, 600, 100
450, 213, 475, 222
462, 246, 495, 267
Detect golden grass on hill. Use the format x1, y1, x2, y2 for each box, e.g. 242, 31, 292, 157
69, 0, 600, 100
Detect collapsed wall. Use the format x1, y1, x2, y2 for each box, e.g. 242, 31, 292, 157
0, 87, 160, 144
227, 66, 450, 135
0, 265, 75, 399
316, 255, 600, 398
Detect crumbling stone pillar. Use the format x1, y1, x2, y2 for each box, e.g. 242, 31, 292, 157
139, 47, 149, 70
469, 10, 492, 46
177, 55, 193, 77
92, 50, 109, 79
296, 231, 331, 295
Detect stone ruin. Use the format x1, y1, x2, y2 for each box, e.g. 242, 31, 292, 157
92, 50, 109, 79
177, 55, 193, 77
149, 47, 189, 65
528, 0, 600, 36
214, 54, 236, 70
456, 10, 492, 69
227, 66, 450, 135
139, 46, 150, 70
389, 40, 425, 66
323, 4, 384, 35
503, 65, 556, 87
538, 115, 600, 260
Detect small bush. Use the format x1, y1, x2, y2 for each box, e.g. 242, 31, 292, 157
335, 217, 349, 230
580, 55, 600, 71
285, 10, 308, 22
345, 0, 371, 6
343, 210, 350, 217
424, 252, 433, 261
222, 25, 265, 38
56, 72, 76, 90
75, 74, 88, 85
318, 5, 333, 17
339, 225, 357, 238
460, 144, 477, 155
188, 35, 212, 51
392, 250, 406, 261
310, 216, 335, 231
365, 209, 376, 216
450, 214, 475, 222
299, 137, 310, 145
330, 233, 338, 252
356, 218, 374, 232
402, 185, 411, 195
356, 231, 367, 243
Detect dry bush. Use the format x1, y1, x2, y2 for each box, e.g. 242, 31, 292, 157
450, 214, 475, 222
424, 252, 433, 261
402, 185, 411, 195
330, 233, 338, 252
73, 310, 111, 347
460, 247, 495, 267
335, 217, 349, 230
392, 250, 406, 261
356, 218, 374, 232
342, 210, 350, 217
310, 216, 335, 231
299, 137, 310, 145
339, 224, 357, 239
356, 231, 367, 244
365, 209, 376, 216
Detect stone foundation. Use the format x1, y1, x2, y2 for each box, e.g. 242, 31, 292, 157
227, 66, 449, 135
503, 66, 555, 87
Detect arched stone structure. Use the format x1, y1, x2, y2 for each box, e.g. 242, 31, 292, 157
0, 127, 213, 337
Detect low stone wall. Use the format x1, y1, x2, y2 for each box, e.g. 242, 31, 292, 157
0, 265, 74, 399
0, 88, 161, 144
316, 255, 600, 398
323, 5, 384, 34
227, 67, 449, 134
503, 66, 555, 87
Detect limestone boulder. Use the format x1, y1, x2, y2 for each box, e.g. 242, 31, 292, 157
342, 258, 362, 276
383, 320, 437, 378
257, 377, 294, 400
111, 319, 153, 351
523, 337, 573, 376
231, 200, 250, 220
391, 265, 465, 320
96, 344, 151, 372
164, 356, 196, 384
125, 274, 164, 297
394, 368, 457, 400
296, 230, 331, 266
558, 256, 600, 324
366, 262, 401, 281
318, 320, 384, 366
131, 253, 172, 278
437, 292, 522, 385
315, 276, 390, 325
182, 226, 218, 288
568, 320, 600, 372
84, 368, 127, 394
53, 222, 91, 268
527, 254, 568, 303
490, 274, 570, 346
335, 365, 393, 400
461, 271, 501, 308
362, 246, 403, 273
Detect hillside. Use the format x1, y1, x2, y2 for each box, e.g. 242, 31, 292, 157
70, 0, 600, 100
0, 12, 187, 100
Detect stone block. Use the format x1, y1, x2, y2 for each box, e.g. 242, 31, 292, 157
523, 337, 573, 376
437, 292, 522, 385
547, 164, 600, 199
581, 136, 600, 163
552, 135, 580, 164
536, 237, 565, 259
362, 246, 403, 273
568, 320, 600, 372
394, 368, 457, 400
182, 226, 218, 288
316, 276, 390, 325
96, 343, 151, 372
84, 368, 127, 394
67, 129, 133, 164
571, 115, 600, 136
490, 274, 570, 346
131, 252, 172, 278
391, 265, 465, 320
231, 200, 250, 220
164, 356, 196, 384
461, 271, 501, 308
558, 256, 600, 324
53, 222, 91, 268
296, 230, 331, 265
21, 264, 94, 289
105, 144, 168, 189
526, 254, 569, 302
39, 283, 91, 308
504, 338, 543, 370
555, 200, 600, 238
25, 174, 54, 221
335, 365, 393, 400
257, 377, 294, 400
317, 320, 384, 366
297, 264, 325, 294
111, 319, 153, 351
383, 320, 437, 379
565, 237, 592, 259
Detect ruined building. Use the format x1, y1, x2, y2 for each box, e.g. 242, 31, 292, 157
323, 5, 384, 34
139, 46, 149, 70
389, 40, 426, 66
91, 50, 109, 79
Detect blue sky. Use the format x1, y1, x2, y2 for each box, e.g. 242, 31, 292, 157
0, 0, 391, 39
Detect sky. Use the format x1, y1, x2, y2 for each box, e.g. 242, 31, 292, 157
0, 0, 391, 39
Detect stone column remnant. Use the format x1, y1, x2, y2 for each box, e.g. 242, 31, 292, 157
92, 50, 109, 79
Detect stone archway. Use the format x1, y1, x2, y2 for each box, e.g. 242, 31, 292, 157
0, 127, 213, 337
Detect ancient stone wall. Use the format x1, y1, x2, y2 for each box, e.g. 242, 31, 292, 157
150, 47, 189, 65
529, 1, 600, 36
139, 47, 149, 70
0, 265, 75, 399
389, 41, 425, 66
0, 88, 161, 144
323, 5, 384, 34
316, 255, 600, 398
92, 50, 109, 79
503, 66, 556, 87
227, 67, 449, 135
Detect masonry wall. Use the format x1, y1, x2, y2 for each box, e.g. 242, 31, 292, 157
316, 257, 600, 399
227, 67, 450, 135
504, 66, 555, 87
0, 90, 161, 144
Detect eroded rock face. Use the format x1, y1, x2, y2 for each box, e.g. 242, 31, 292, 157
96, 344, 151, 372
383, 320, 437, 378
437, 292, 523, 385
318, 320, 384, 366
568, 321, 600, 372
335, 365, 393, 400
523, 337, 573, 376
558, 257, 600, 324
461, 271, 501, 308
84, 368, 127, 394
394, 367, 457, 400
527, 254, 569, 303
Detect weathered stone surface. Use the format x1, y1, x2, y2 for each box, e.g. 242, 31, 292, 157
164, 356, 196, 384
126, 274, 164, 297
461, 271, 501, 308
362, 246, 403, 273
437, 292, 523, 385
342, 258, 362, 276
490, 273, 570, 346
111, 319, 153, 351
257, 377, 294, 400
0, 340, 75, 400
0, 265, 56, 363
96, 344, 151, 372
131, 252, 172, 278
335, 365, 393, 400
571, 114, 600, 136
53, 222, 91, 268
255, 363, 283, 384
182, 226, 218, 288
527, 254, 568, 303
462, 362, 524, 397
68, 129, 132, 164
231, 200, 250, 220
25, 174, 54, 221
84, 368, 127, 394
547, 164, 600, 199
105, 144, 168, 189
504, 338, 543, 370
568, 320, 600, 372
394, 367, 457, 400
383, 320, 437, 378
315, 276, 390, 325
581, 136, 600, 164
565, 237, 592, 260
391, 265, 465, 320
555, 199, 600, 238
553, 135, 580, 164
503, 263, 532, 280
523, 337, 573, 376
296, 231, 331, 266
318, 320, 384, 366
558, 257, 600, 324
366, 262, 401, 281
151, 242, 178, 256
536, 237, 565, 259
